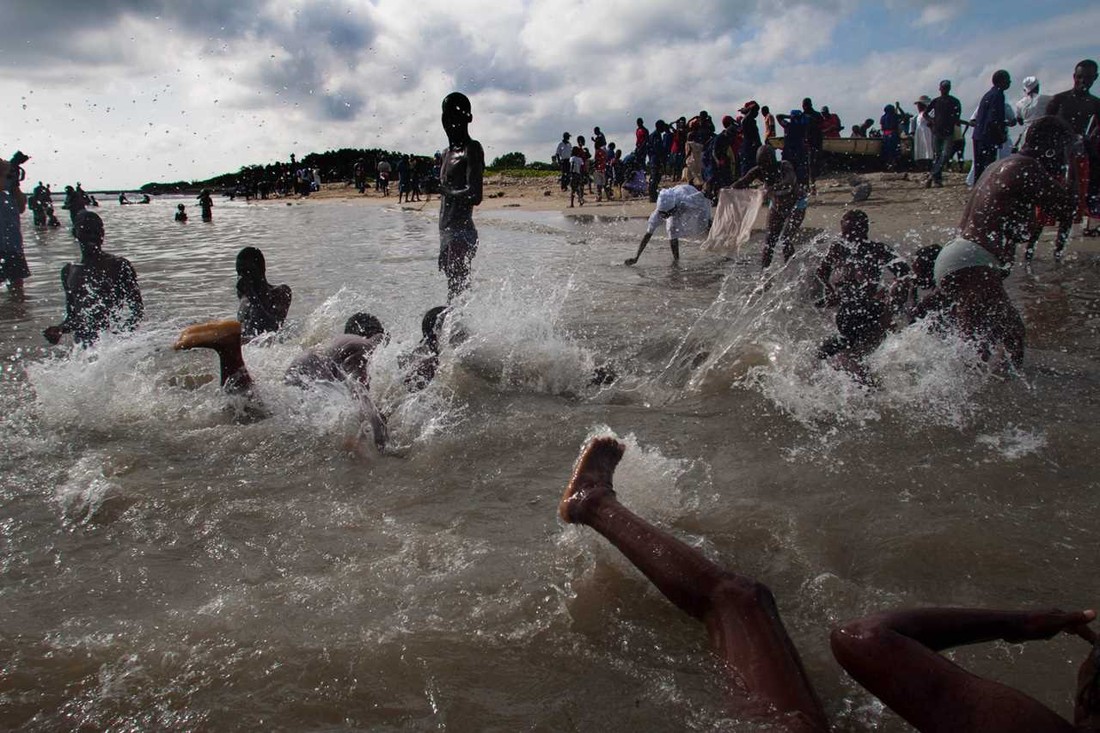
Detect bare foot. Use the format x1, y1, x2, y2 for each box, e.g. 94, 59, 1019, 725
559, 437, 624, 523
174, 319, 242, 352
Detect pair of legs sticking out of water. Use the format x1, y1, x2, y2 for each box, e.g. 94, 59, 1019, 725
561, 437, 1099, 732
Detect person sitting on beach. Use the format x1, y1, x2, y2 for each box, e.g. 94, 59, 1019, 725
174, 314, 388, 449
399, 305, 447, 392
815, 210, 912, 313
174, 204, 188, 222
624, 183, 711, 266
560, 436, 1100, 733
929, 116, 1077, 367
235, 246, 292, 340
43, 212, 143, 347
733, 145, 808, 269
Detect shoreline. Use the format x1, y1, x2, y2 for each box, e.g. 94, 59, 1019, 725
200, 171, 1100, 254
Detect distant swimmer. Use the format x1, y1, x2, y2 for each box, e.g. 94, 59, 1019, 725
399, 305, 447, 392
43, 212, 143, 347
624, 183, 711, 266
733, 145, 808, 269
174, 314, 388, 449
927, 116, 1077, 366
198, 188, 214, 222
560, 437, 1100, 732
438, 92, 485, 300
175, 203, 188, 222
235, 246, 292, 340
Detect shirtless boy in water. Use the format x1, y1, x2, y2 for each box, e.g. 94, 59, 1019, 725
928, 116, 1077, 366
732, 145, 809, 269
174, 314, 388, 449
560, 437, 1099, 732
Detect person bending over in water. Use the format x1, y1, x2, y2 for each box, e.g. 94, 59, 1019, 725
928, 116, 1077, 367
625, 183, 711, 266
174, 313, 388, 449
399, 305, 447, 392
235, 246, 292, 340
43, 212, 143, 347
560, 437, 1100, 732
438, 92, 484, 300
733, 145, 809, 269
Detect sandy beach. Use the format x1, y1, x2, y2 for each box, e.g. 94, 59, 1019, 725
294, 170, 1100, 256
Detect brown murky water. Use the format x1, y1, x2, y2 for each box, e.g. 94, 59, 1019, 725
1, 198, 1098, 731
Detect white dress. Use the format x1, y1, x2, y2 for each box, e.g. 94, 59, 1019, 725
911, 112, 933, 161
647, 185, 711, 239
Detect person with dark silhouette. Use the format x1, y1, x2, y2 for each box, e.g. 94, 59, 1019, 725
234, 246, 291, 340
43, 212, 143, 346
437, 92, 485, 300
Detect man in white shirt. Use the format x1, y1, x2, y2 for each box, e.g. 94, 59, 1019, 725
554, 133, 573, 191
625, 183, 711, 265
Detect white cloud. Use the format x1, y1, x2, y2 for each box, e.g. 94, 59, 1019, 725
0, 0, 1096, 189
914, 3, 961, 27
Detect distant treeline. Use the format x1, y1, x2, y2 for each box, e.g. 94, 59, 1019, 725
140, 148, 553, 193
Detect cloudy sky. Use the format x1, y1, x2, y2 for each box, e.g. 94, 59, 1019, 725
1, 0, 1096, 190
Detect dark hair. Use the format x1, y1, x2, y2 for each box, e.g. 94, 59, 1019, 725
74, 211, 104, 241
802, 97, 813, 108
992, 69, 1010, 87
421, 306, 447, 341
636, 117, 644, 126
344, 312, 385, 339
760, 106, 770, 114
1077, 59, 1099, 74
236, 246, 266, 279
442, 92, 472, 122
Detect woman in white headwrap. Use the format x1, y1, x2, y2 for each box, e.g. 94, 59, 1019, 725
1014, 76, 1052, 149
911, 95, 935, 162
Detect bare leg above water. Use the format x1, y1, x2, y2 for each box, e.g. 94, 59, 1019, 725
174, 319, 254, 395
559, 437, 829, 730
831, 607, 1097, 732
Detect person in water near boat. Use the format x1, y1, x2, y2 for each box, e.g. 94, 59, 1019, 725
174, 314, 388, 449
438, 92, 484, 300
926, 116, 1077, 367
43, 212, 143, 347
560, 436, 1100, 732
733, 145, 809, 269
235, 246, 292, 340
625, 183, 711, 266
175, 204, 187, 222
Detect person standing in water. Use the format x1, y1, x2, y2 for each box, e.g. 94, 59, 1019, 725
0, 158, 30, 300
43, 211, 143, 347
560, 436, 1100, 732
437, 92, 484, 300
198, 189, 214, 221
733, 145, 809, 269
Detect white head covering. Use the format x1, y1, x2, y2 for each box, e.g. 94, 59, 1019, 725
1022, 76, 1039, 93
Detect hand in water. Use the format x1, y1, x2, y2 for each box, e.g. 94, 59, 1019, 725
43, 326, 62, 344
624, 258, 637, 266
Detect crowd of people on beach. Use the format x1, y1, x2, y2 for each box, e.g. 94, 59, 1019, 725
2, 60, 1100, 730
